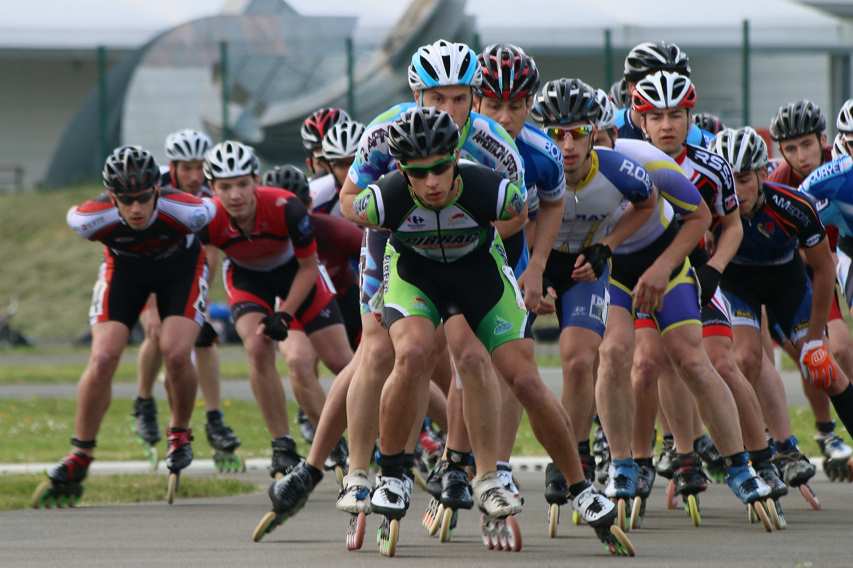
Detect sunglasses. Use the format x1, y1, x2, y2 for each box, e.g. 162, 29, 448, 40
546, 124, 595, 142
114, 189, 156, 205
399, 155, 455, 179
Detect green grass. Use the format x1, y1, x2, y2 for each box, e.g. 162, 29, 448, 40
1, 473, 258, 511
1, 397, 849, 465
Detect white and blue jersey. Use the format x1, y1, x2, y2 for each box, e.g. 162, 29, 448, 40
614, 108, 715, 148
801, 155, 853, 237
516, 122, 566, 217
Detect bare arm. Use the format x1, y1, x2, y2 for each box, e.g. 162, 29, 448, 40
517, 199, 561, 310
278, 254, 319, 317
705, 209, 743, 273
802, 238, 835, 342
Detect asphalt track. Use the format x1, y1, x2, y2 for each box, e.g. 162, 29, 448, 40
2, 467, 850, 568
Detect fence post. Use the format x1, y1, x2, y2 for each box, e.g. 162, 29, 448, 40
220, 41, 230, 140
742, 19, 751, 127
97, 45, 108, 163
346, 37, 355, 116
604, 29, 614, 87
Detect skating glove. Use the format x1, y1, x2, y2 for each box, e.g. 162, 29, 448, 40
262, 311, 293, 341
579, 243, 612, 279
695, 265, 722, 307
799, 339, 840, 390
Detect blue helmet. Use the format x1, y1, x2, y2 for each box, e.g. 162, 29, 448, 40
407, 39, 482, 92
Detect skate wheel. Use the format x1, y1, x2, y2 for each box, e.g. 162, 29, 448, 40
799, 484, 821, 511
766, 499, 786, 530
166, 473, 179, 505
686, 494, 701, 527
665, 479, 679, 510
481, 514, 496, 550
630, 496, 643, 530
439, 506, 454, 543
547, 503, 559, 538
146, 446, 159, 472
616, 498, 629, 532
609, 525, 636, 557
346, 512, 366, 551
505, 515, 522, 552
428, 503, 443, 537
379, 518, 399, 557
750, 501, 773, 532
421, 498, 439, 533
334, 466, 345, 489
252, 511, 279, 542
31, 480, 52, 509
572, 509, 582, 525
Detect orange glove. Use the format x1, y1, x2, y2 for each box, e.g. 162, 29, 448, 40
799, 339, 840, 390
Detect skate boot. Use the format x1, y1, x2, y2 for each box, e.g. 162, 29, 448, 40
672, 452, 707, 527
297, 407, 315, 444
324, 437, 349, 487
773, 439, 820, 510
631, 459, 656, 529
544, 462, 568, 537
754, 459, 788, 530
131, 397, 160, 470
695, 433, 726, 483
603, 458, 638, 532
372, 474, 409, 557
474, 471, 523, 552
337, 469, 372, 551
422, 458, 449, 533
725, 461, 773, 532
32, 443, 93, 509
656, 434, 676, 479
205, 412, 244, 473
436, 465, 474, 543
572, 484, 636, 557
269, 435, 302, 479
165, 427, 193, 505
253, 460, 322, 542
816, 431, 853, 482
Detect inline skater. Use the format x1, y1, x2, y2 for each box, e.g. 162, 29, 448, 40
301, 107, 350, 178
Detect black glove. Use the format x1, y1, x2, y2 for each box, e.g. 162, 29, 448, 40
580, 243, 612, 279
695, 264, 722, 307
261, 311, 293, 341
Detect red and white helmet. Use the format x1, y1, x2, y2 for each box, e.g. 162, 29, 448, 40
632, 71, 696, 113
300, 108, 351, 151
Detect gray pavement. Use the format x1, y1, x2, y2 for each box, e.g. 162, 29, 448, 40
0, 367, 812, 407
2, 469, 850, 567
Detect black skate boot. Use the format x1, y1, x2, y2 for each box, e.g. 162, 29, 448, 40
324, 437, 349, 487
206, 411, 244, 473
695, 434, 725, 483
631, 458, 656, 528
592, 417, 611, 486
253, 460, 323, 542
433, 465, 472, 542
656, 433, 676, 479
269, 435, 302, 479
132, 397, 160, 469
754, 458, 787, 530
32, 440, 94, 509
165, 428, 193, 505
673, 452, 707, 527
545, 462, 569, 537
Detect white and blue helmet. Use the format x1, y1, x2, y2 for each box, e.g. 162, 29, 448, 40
408, 39, 482, 93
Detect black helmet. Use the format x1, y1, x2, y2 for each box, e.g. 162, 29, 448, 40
478, 43, 540, 101
387, 107, 460, 162
624, 41, 691, 83
262, 165, 310, 206
531, 78, 601, 127
769, 99, 826, 141
102, 145, 160, 194
693, 112, 726, 134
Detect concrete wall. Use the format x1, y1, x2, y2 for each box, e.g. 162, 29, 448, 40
0, 54, 102, 189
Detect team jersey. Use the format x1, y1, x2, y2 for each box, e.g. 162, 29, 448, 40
311, 212, 362, 291
730, 182, 826, 266
200, 186, 317, 271
553, 148, 653, 254
310, 173, 342, 217
354, 162, 525, 263
614, 108, 715, 148
800, 155, 853, 237
67, 189, 214, 259
674, 144, 738, 221
768, 147, 833, 188
516, 122, 566, 215
349, 102, 525, 195
159, 166, 213, 198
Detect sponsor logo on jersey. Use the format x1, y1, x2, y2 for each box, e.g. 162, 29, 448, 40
353, 193, 371, 219
401, 232, 479, 250
408, 215, 425, 226
190, 209, 208, 232
814, 198, 829, 212
618, 159, 652, 190
769, 193, 810, 226
493, 316, 513, 335
297, 216, 312, 237
548, 141, 561, 161
724, 193, 739, 212
471, 130, 519, 181
807, 159, 845, 185
805, 234, 823, 247
756, 221, 775, 238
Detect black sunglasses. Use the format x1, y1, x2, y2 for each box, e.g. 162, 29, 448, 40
399, 155, 455, 179
114, 189, 156, 205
